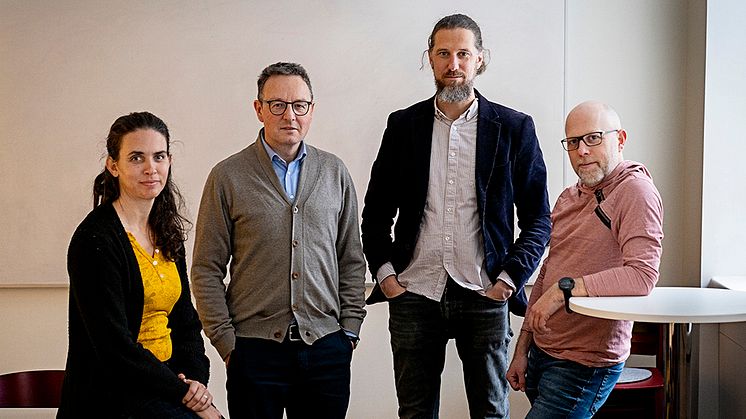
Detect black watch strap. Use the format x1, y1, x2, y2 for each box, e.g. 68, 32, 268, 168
558, 277, 575, 314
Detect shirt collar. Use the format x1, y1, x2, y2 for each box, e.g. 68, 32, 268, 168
260, 130, 307, 165
434, 96, 479, 123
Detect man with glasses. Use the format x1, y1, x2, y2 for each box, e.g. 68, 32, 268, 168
507, 101, 664, 417
361, 14, 551, 418
191, 62, 366, 419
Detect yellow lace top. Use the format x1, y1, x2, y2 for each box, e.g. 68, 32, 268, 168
128, 233, 181, 362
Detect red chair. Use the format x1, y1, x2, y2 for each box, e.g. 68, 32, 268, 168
595, 322, 665, 418
0, 370, 65, 408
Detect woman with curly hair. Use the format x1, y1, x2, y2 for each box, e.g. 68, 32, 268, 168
58, 112, 222, 419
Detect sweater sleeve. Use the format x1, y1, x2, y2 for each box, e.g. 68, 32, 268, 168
167, 252, 210, 385
583, 177, 664, 296
335, 165, 367, 335
191, 168, 236, 359
67, 229, 190, 404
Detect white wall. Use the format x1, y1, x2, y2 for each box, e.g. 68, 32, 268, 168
0, 0, 708, 418
699, 0, 746, 417
0, 0, 565, 287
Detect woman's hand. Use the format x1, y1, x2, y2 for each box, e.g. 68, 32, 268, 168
178, 373, 212, 412
195, 404, 223, 419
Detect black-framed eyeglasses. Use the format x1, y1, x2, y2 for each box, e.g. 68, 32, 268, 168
561, 129, 620, 151
262, 100, 313, 116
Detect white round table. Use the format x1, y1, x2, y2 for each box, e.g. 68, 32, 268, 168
570, 286, 746, 323
569, 287, 746, 418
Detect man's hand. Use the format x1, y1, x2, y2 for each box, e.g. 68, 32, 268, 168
380, 275, 406, 299
485, 281, 513, 301
526, 277, 588, 334
506, 353, 528, 392
506, 330, 532, 392
525, 285, 564, 334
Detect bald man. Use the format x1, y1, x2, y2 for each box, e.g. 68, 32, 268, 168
506, 101, 664, 417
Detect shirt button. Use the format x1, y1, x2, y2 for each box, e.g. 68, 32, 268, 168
305, 331, 311, 337
289, 194, 294, 199
448, 179, 454, 185
152, 261, 158, 266
450, 152, 456, 157
292, 272, 299, 279
274, 331, 282, 338
445, 236, 451, 241
292, 240, 299, 247
447, 207, 453, 213
159, 274, 164, 279
154, 249, 159, 254
293, 206, 299, 213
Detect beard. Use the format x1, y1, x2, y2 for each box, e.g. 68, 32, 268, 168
578, 167, 605, 187
576, 157, 618, 188
435, 74, 474, 103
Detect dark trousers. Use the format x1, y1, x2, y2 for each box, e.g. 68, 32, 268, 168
226, 329, 353, 419
126, 398, 200, 419
388, 280, 512, 419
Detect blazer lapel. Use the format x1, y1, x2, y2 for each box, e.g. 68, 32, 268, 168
475, 91, 501, 196
410, 99, 436, 202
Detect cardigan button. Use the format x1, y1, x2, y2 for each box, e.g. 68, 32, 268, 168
274, 331, 282, 338
292, 272, 299, 279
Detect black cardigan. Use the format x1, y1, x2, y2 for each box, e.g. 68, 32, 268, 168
58, 203, 209, 417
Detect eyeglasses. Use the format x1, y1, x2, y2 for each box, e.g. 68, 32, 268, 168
561, 129, 620, 151
261, 100, 313, 116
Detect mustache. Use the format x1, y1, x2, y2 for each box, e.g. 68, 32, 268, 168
444, 71, 466, 78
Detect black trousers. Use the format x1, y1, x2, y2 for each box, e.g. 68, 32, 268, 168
226, 329, 353, 419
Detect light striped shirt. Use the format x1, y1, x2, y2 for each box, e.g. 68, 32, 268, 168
376, 98, 514, 300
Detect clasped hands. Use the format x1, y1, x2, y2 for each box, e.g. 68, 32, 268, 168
179, 373, 223, 419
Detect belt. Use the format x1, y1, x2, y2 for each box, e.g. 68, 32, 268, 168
287, 323, 302, 342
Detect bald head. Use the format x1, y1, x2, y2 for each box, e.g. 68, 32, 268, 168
565, 101, 621, 137
564, 101, 627, 187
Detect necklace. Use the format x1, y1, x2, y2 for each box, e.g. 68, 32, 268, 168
116, 199, 155, 255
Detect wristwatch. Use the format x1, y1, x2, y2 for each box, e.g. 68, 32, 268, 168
558, 277, 575, 313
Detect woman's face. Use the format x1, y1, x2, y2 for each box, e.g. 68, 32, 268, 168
106, 128, 171, 203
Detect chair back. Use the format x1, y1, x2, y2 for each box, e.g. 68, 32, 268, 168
0, 370, 65, 408
630, 322, 664, 367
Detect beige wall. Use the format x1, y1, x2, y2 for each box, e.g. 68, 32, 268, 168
0, 0, 717, 417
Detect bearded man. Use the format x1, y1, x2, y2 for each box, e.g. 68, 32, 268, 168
361, 14, 551, 419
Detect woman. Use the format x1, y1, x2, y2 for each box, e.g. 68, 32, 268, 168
58, 112, 222, 419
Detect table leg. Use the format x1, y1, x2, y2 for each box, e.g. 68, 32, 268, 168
666, 323, 691, 419
665, 322, 678, 419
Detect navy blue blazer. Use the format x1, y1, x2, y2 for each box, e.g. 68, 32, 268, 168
361, 91, 551, 316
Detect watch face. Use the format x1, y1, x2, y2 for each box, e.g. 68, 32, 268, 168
559, 277, 574, 290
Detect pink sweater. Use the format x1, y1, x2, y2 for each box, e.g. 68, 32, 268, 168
525, 160, 664, 367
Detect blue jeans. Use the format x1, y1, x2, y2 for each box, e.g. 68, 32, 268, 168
226, 329, 353, 419
525, 345, 624, 419
388, 280, 512, 419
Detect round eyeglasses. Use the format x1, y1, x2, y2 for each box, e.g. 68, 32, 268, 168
561, 129, 620, 151
262, 100, 312, 116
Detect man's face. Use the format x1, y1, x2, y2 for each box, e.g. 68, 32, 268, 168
565, 109, 625, 187
253, 75, 314, 156
429, 28, 483, 102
